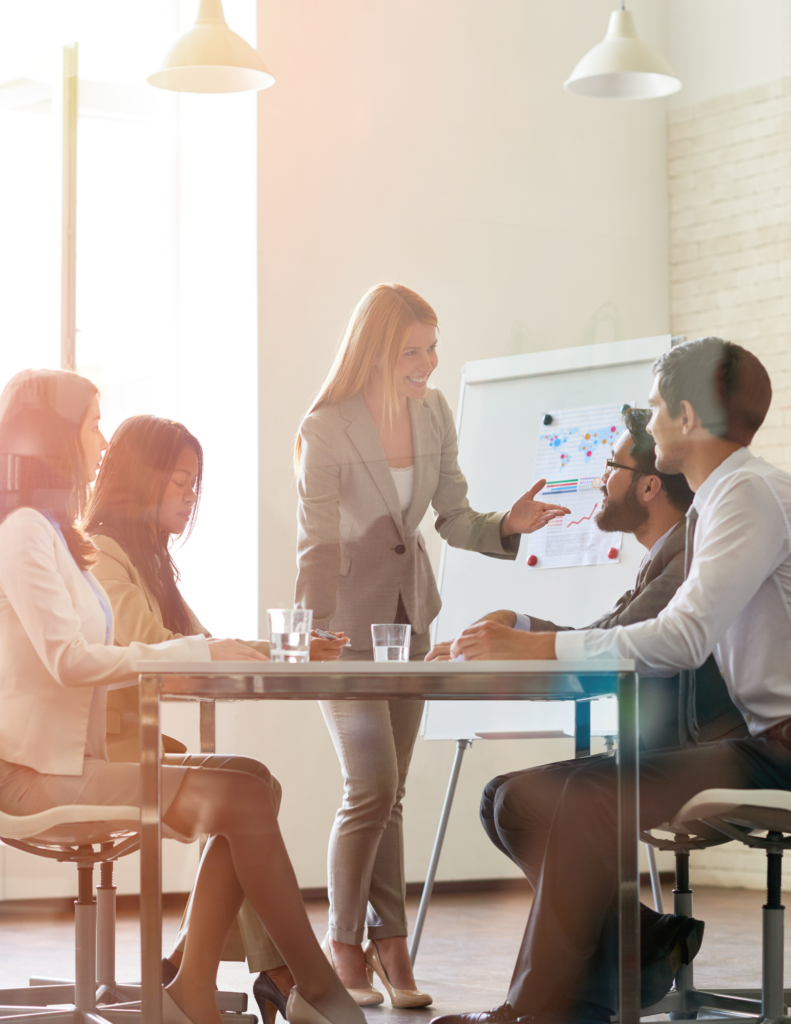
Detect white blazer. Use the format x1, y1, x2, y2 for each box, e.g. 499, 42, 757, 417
0, 508, 209, 776
295, 388, 518, 648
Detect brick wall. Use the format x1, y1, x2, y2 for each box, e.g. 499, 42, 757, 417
669, 78, 791, 473
668, 79, 791, 889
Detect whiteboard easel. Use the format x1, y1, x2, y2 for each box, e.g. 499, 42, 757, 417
411, 337, 671, 962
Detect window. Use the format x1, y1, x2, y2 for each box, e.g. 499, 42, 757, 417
0, 1, 258, 636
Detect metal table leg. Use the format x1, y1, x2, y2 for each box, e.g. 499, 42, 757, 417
574, 699, 591, 758
198, 701, 217, 858
200, 700, 216, 755
617, 671, 640, 1024
140, 673, 163, 1024
645, 843, 664, 913
409, 738, 470, 966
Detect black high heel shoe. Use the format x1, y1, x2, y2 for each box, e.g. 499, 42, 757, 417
254, 971, 290, 1024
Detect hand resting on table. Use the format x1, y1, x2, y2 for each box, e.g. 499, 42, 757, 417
208, 638, 269, 661
450, 621, 557, 661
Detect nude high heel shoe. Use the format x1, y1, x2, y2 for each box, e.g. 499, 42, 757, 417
287, 989, 328, 1024
363, 938, 433, 1008
321, 934, 384, 1006
162, 988, 197, 1024
288, 987, 364, 1024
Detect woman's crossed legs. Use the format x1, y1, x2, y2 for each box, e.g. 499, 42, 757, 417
163, 766, 363, 1024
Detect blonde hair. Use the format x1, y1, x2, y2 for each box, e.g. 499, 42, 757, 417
294, 283, 438, 472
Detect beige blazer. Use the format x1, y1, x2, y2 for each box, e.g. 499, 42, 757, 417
0, 509, 209, 776
295, 388, 518, 649
93, 534, 268, 761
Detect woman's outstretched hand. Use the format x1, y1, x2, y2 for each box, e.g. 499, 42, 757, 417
310, 631, 350, 661
208, 638, 269, 661
500, 478, 570, 537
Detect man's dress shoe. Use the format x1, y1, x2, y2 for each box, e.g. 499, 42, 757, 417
431, 1003, 521, 1024
641, 913, 705, 1007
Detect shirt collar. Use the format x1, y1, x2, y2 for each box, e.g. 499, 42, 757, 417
693, 446, 754, 515
646, 522, 678, 565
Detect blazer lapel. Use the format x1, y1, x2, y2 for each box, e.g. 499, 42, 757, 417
403, 398, 432, 537
642, 519, 686, 588
342, 393, 405, 538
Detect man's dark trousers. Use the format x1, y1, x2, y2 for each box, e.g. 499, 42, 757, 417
491, 737, 791, 1018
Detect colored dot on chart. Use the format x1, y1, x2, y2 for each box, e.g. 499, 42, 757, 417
585, 433, 591, 439
611, 426, 617, 432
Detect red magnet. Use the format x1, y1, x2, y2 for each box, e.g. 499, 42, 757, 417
607, 547, 618, 560
527, 554, 538, 567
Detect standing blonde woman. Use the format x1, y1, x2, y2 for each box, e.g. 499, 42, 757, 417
294, 284, 569, 1006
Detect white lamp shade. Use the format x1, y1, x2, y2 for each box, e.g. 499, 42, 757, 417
148, 0, 274, 94
565, 9, 680, 100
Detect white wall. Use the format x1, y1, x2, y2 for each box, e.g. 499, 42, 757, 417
667, 0, 791, 107
250, 0, 673, 888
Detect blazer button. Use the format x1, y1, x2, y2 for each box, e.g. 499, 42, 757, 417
395, 544, 406, 554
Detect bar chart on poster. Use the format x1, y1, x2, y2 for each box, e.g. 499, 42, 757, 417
422, 335, 672, 742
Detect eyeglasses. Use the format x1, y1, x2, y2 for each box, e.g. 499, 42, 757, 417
605, 459, 638, 472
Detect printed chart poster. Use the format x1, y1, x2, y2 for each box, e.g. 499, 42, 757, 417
526, 404, 624, 570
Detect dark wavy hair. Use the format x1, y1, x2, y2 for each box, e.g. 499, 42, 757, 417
0, 369, 99, 569
83, 415, 203, 636
622, 406, 693, 513
652, 337, 772, 446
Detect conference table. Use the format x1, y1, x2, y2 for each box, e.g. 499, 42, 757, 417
137, 659, 640, 1024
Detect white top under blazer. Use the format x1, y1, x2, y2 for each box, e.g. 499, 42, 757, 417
390, 465, 414, 512
0, 508, 210, 777
295, 388, 519, 649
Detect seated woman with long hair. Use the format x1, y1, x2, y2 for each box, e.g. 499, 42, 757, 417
82, 414, 346, 1022
0, 369, 363, 1024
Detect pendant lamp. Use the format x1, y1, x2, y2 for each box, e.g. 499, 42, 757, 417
148, 0, 275, 94
564, 5, 680, 100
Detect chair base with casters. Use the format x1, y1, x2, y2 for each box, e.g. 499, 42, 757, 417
639, 788, 791, 1023
25, 856, 250, 1016
0, 804, 256, 1023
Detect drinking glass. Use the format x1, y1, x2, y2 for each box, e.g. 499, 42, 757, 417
268, 608, 313, 663
371, 623, 411, 662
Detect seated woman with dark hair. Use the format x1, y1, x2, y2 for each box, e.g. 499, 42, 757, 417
0, 369, 362, 1024
82, 414, 347, 1023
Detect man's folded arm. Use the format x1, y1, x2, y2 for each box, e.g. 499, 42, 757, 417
556, 475, 790, 672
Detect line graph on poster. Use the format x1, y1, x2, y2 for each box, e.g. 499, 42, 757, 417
527, 402, 625, 569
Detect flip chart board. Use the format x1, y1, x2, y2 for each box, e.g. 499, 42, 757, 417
422, 335, 672, 741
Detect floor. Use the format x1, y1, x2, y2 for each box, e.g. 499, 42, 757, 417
0, 883, 774, 1022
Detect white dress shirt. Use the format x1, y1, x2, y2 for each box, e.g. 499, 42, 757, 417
556, 448, 791, 736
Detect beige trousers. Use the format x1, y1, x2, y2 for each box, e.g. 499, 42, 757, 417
320, 698, 424, 944
321, 614, 429, 945
166, 752, 285, 973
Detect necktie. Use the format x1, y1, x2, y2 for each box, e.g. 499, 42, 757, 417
678, 505, 700, 745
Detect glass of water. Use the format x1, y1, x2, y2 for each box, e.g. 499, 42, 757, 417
268, 608, 313, 663
371, 623, 411, 662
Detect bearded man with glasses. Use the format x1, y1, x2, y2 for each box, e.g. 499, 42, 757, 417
426, 405, 747, 1016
